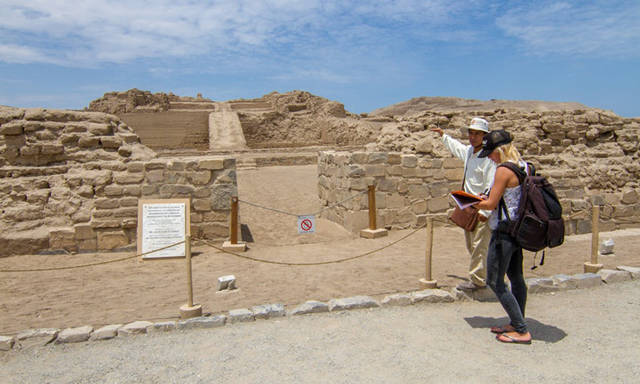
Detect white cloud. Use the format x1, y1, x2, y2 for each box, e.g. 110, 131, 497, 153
269, 68, 354, 84
496, 0, 640, 58
0, 91, 78, 108
0, 44, 58, 64
0, 0, 480, 67
4, 0, 637, 71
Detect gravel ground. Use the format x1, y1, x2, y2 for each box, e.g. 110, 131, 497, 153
2, 279, 639, 383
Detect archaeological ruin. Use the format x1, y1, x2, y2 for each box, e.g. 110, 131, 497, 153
1, 89, 639, 256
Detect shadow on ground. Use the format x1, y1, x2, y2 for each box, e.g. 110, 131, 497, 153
464, 316, 568, 343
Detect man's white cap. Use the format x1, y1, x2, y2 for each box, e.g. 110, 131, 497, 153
460, 117, 489, 135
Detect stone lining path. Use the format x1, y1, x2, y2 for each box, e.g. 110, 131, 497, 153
2, 278, 639, 383
2, 267, 638, 352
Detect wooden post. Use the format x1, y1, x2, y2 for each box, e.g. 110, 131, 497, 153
584, 205, 603, 273
222, 195, 247, 251
368, 185, 377, 230
419, 217, 437, 289
425, 217, 434, 281
591, 205, 600, 264
179, 234, 202, 319
360, 185, 388, 239
230, 196, 239, 245
186, 234, 194, 307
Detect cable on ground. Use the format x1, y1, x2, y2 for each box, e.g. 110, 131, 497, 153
0, 241, 185, 273
3, 207, 637, 273
238, 189, 368, 217
193, 223, 427, 266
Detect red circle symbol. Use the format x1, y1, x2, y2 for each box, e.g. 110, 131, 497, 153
301, 219, 313, 231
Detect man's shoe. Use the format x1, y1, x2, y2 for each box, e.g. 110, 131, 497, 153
457, 281, 481, 291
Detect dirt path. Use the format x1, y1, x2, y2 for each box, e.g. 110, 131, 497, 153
3, 280, 639, 383
1, 165, 639, 335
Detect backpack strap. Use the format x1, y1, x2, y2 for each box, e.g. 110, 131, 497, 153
498, 197, 510, 222
498, 162, 527, 184
460, 147, 474, 191
497, 161, 526, 222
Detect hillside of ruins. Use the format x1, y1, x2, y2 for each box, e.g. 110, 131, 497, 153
1, 89, 639, 256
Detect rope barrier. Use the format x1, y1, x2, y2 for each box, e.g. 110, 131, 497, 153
433, 216, 450, 224
236, 199, 299, 217
193, 223, 427, 266
0, 241, 185, 273
238, 189, 368, 218
563, 205, 640, 223
431, 207, 639, 224
608, 217, 640, 224
597, 203, 640, 224
432, 209, 640, 225
2, 206, 637, 274
565, 211, 588, 220
312, 189, 369, 216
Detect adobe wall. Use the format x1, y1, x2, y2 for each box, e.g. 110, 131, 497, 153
318, 151, 640, 235
371, 109, 640, 191
319, 108, 640, 234
0, 107, 236, 256
119, 111, 210, 150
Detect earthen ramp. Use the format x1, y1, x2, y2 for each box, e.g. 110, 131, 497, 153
209, 102, 248, 151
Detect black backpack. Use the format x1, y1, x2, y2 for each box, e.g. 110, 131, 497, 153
498, 162, 565, 266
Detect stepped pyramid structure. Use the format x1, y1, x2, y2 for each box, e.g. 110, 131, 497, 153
117, 98, 250, 151
87, 89, 377, 152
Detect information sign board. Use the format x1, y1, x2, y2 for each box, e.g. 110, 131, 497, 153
137, 199, 190, 259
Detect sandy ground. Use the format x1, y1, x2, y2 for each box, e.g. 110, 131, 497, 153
1, 164, 639, 336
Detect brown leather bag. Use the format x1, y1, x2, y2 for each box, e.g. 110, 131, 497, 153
450, 151, 482, 231
450, 206, 480, 231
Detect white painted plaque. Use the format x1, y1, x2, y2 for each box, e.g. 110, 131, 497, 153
138, 199, 190, 259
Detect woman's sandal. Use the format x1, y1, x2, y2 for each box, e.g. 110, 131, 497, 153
490, 325, 515, 334
495, 332, 532, 344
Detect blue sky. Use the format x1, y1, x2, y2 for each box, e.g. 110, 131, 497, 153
1, 0, 639, 117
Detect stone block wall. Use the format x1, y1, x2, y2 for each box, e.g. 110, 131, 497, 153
0, 106, 236, 256
67, 156, 237, 253
372, 109, 640, 192
317, 151, 640, 235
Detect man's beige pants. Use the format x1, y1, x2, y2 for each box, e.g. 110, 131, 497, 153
464, 219, 492, 287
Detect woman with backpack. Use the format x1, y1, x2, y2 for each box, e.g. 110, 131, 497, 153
473, 130, 532, 344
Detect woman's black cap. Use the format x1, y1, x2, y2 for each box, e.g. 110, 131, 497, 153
478, 130, 513, 158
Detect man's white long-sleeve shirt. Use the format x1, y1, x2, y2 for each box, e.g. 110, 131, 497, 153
442, 134, 496, 219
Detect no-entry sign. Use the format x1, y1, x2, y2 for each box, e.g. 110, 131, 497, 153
297, 215, 316, 234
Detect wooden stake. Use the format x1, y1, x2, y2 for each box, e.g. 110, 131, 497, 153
591, 205, 600, 265
230, 196, 238, 245
179, 234, 202, 319
368, 185, 377, 230
584, 205, 603, 273
222, 195, 247, 251
425, 217, 434, 281
360, 184, 388, 239
186, 234, 194, 307
419, 217, 437, 289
